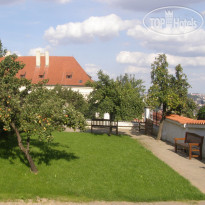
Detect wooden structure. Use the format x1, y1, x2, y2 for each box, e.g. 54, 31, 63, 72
145, 119, 153, 135
139, 122, 145, 132
174, 132, 204, 160
91, 119, 118, 135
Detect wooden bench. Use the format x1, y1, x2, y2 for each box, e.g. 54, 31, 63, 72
91, 119, 118, 135
175, 132, 204, 160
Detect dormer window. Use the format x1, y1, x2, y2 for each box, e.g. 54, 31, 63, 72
79, 80, 83, 83
66, 72, 73, 79
39, 71, 45, 78
66, 74, 72, 79
20, 74, 26, 78
20, 71, 26, 78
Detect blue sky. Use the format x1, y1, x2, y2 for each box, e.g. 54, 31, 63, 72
0, 0, 205, 93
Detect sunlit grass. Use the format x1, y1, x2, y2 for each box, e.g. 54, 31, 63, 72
0, 132, 204, 202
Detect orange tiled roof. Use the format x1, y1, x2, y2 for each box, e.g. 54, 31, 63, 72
166, 114, 205, 125
0, 56, 92, 86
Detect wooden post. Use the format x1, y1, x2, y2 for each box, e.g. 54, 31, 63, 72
116, 121, 118, 135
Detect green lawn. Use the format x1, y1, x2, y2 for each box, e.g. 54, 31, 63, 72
0, 132, 204, 202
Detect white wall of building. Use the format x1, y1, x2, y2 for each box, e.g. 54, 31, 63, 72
69, 86, 93, 98
162, 119, 205, 158
45, 85, 93, 98
104, 113, 110, 119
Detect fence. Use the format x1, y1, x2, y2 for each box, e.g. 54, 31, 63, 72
149, 110, 162, 126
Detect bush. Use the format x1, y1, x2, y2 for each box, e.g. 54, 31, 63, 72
197, 106, 205, 120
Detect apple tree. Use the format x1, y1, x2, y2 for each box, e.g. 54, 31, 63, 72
0, 54, 86, 174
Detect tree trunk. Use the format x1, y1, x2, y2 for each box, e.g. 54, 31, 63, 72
109, 113, 115, 136
156, 120, 164, 140
10, 122, 38, 174
109, 119, 112, 136
156, 104, 166, 140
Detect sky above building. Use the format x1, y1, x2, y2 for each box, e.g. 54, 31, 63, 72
0, 0, 205, 93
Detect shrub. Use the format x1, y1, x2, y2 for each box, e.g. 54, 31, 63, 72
197, 106, 205, 120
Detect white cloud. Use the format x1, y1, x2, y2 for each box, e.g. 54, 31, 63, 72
168, 68, 175, 75
0, 0, 24, 5
28, 46, 51, 56
116, 51, 156, 66
84, 64, 116, 80
166, 54, 205, 67
84, 64, 100, 80
117, 51, 205, 91
13, 51, 22, 56
123, 65, 151, 89
39, 0, 72, 4
125, 65, 149, 74
116, 51, 205, 68
127, 24, 205, 57
44, 14, 136, 45
117, 51, 156, 88
0, 0, 72, 5
187, 73, 205, 92
96, 0, 204, 11
56, 0, 71, 3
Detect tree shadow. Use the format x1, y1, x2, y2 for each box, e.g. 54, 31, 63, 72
30, 138, 79, 165
0, 133, 20, 164
0, 133, 79, 168
86, 127, 117, 135
87, 127, 126, 137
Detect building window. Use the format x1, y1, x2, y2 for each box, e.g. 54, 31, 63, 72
20, 74, 26, 78
79, 80, 83, 83
20, 72, 26, 78
66, 74, 72, 79
39, 71, 45, 79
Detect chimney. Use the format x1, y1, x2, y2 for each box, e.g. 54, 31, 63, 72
36, 50, 40, 67
45, 51, 49, 67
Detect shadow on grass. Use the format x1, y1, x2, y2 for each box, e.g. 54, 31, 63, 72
87, 128, 126, 138
0, 133, 79, 168
31, 139, 79, 165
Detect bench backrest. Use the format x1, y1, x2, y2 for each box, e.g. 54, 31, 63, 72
91, 119, 118, 126
185, 132, 204, 144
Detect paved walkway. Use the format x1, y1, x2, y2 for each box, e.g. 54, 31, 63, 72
118, 128, 205, 194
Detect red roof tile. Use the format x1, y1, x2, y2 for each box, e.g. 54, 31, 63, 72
0, 56, 92, 86
166, 114, 205, 125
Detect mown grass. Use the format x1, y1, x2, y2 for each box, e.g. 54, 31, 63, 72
0, 132, 204, 202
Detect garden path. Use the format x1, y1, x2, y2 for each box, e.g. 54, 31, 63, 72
120, 128, 205, 194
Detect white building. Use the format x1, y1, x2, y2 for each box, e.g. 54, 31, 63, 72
14, 51, 93, 97
162, 114, 205, 158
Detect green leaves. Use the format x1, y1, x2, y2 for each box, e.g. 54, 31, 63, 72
20, 86, 86, 141
88, 70, 145, 121
52, 85, 89, 117
148, 54, 194, 118
197, 106, 205, 120
0, 40, 7, 57
0, 55, 86, 139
